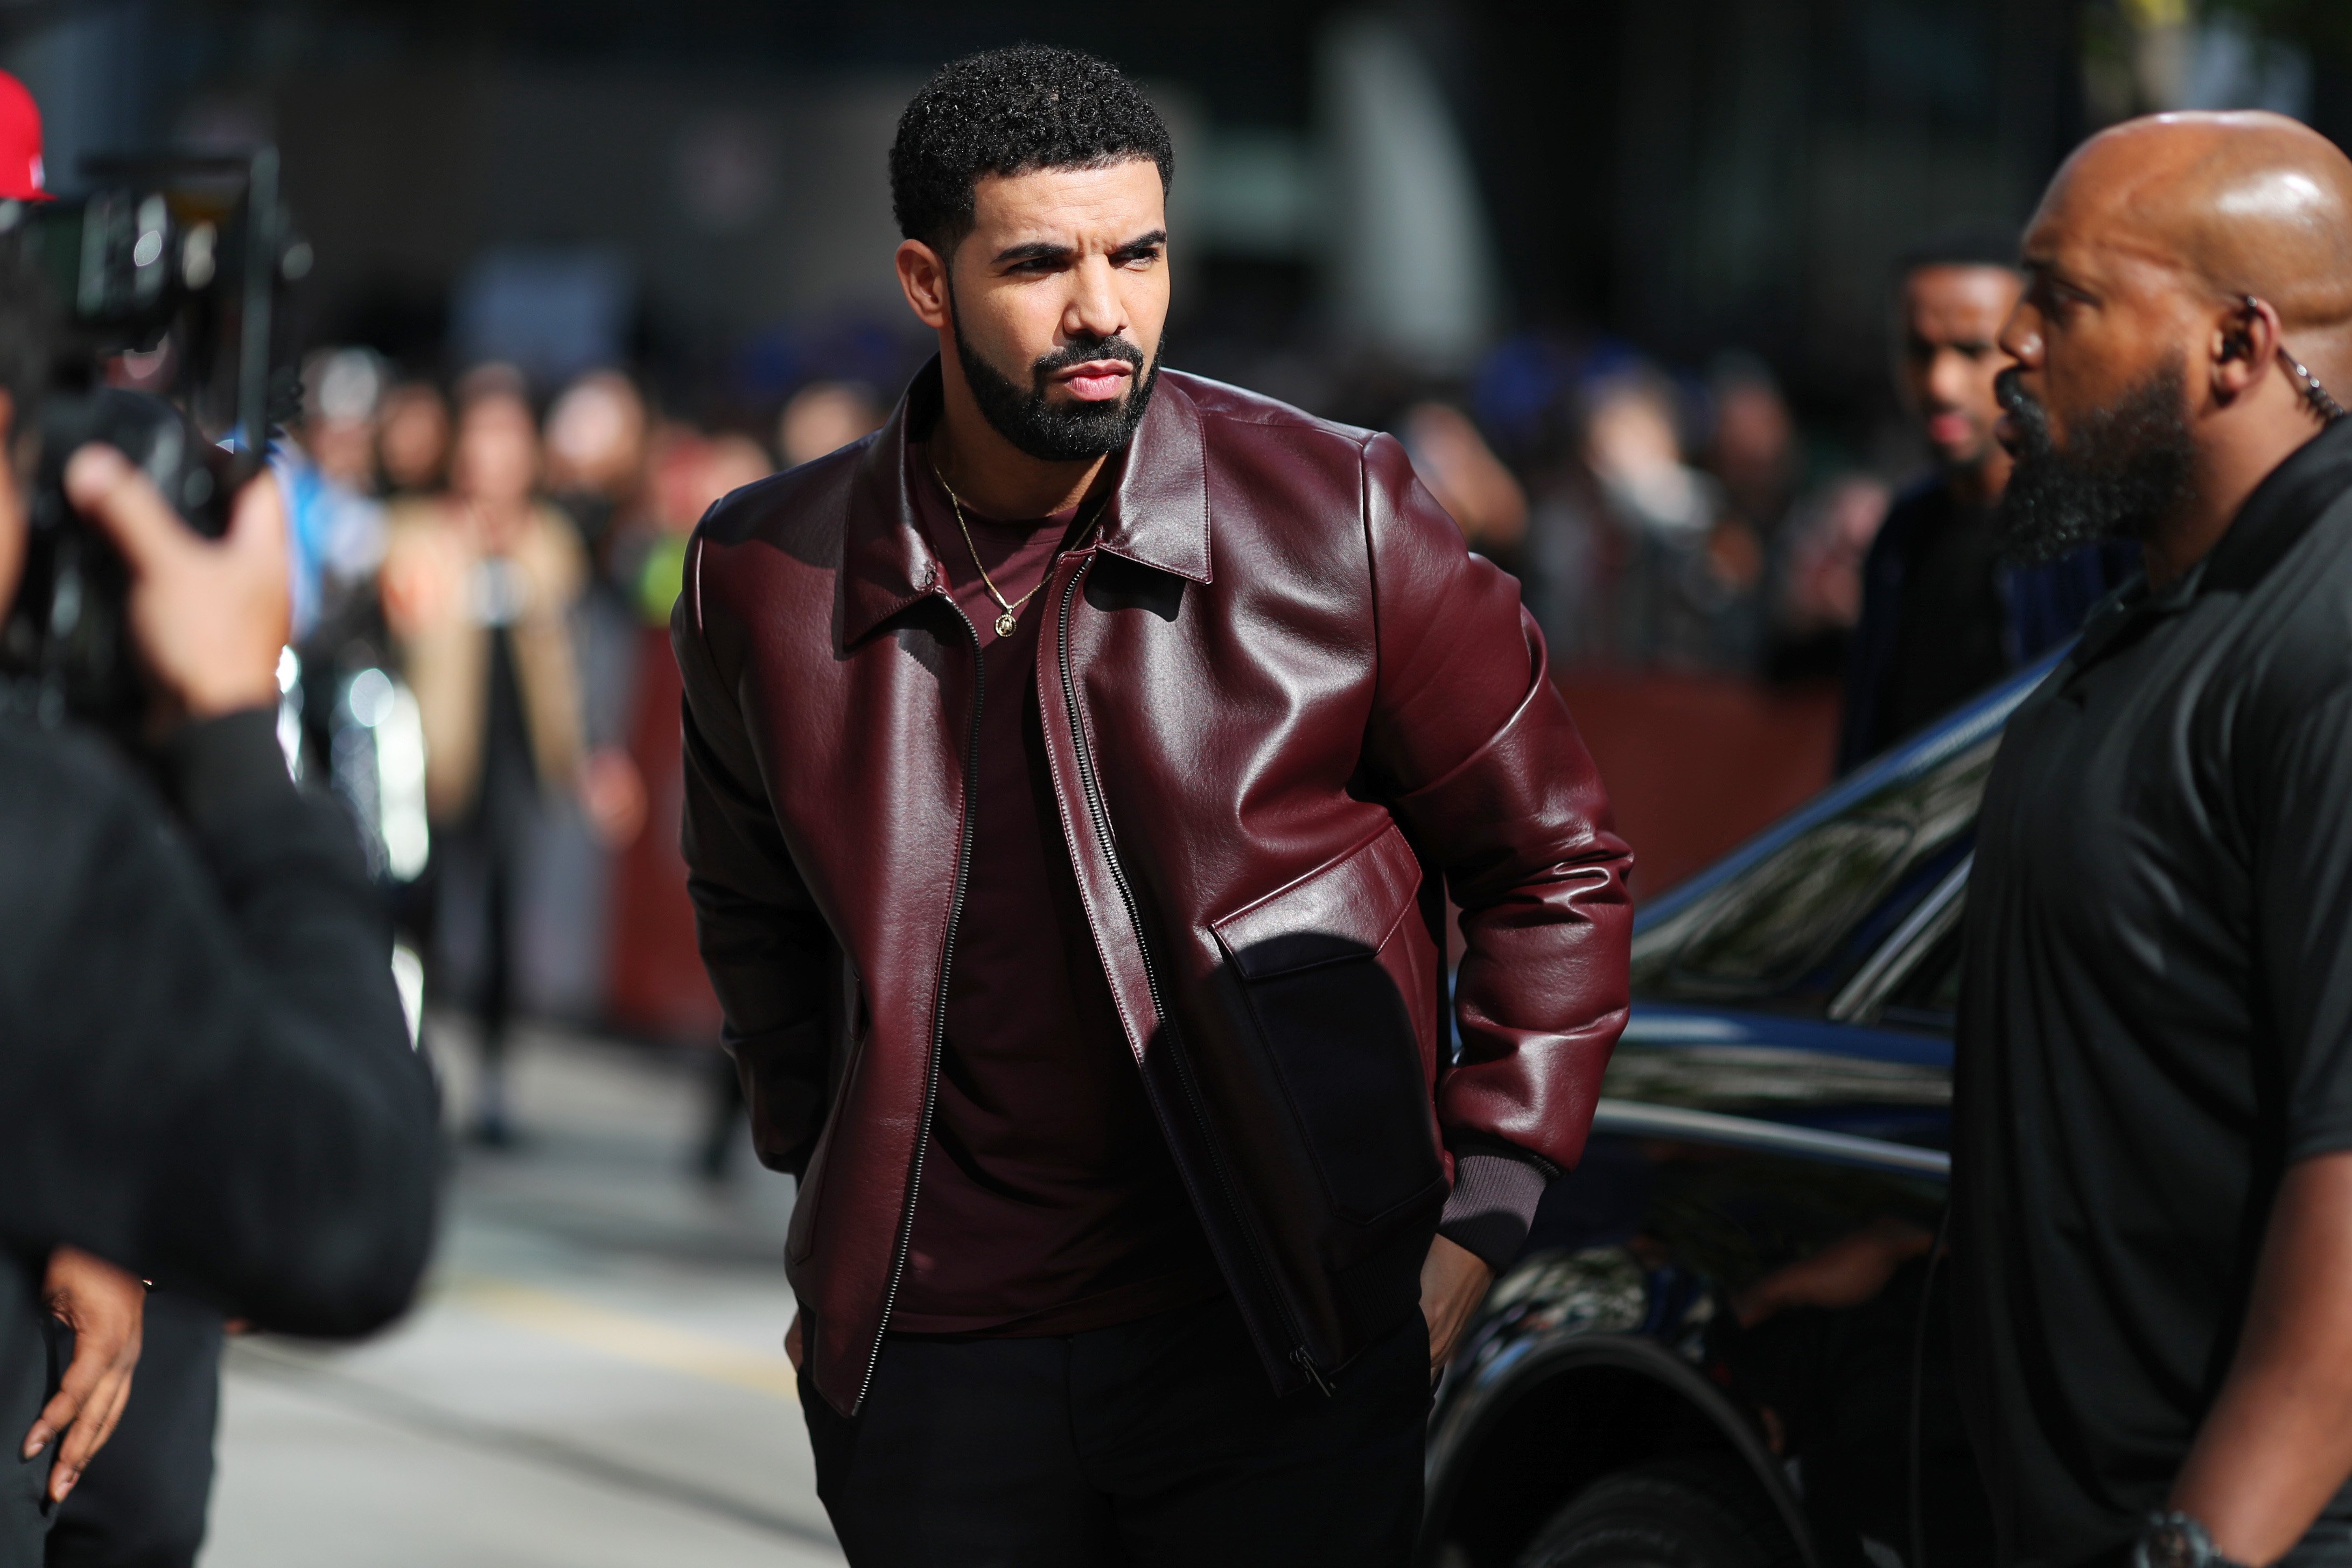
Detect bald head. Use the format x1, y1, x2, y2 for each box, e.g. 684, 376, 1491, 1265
2036, 111, 2352, 331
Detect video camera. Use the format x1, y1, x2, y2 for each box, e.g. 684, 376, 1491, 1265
0, 148, 303, 734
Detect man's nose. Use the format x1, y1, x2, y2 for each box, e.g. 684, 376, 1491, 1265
1927, 349, 1973, 408
1063, 256, 1126, 342
1999, 306, 2041, 368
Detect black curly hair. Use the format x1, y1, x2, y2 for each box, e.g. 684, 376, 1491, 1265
890, 45, 1173, 261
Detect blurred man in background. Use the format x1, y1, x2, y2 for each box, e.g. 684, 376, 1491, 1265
1838, 230, 2134, 771
373, 380, 450, 500
281, 346, 390, 641
1956, 111, 2352, 1568
543, 368, 649, 568
381, 368, 618, 1144
1579, 367, 1756, 669
1398, 399, 1529, 574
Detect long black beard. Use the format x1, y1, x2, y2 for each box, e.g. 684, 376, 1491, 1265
1996, 360, 2194, 567
948, 281, 1160, 463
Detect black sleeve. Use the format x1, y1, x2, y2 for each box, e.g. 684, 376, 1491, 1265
0, 710, 439, 1336
1437, 1142, 1553, 1274
2257, 684, 2352, 1164
672, 552, 836, 1177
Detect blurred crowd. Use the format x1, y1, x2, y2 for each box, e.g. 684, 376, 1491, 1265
276, 349, 886, 1158
1390, 341, 1891, 687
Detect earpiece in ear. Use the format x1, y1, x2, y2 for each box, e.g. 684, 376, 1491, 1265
2226, 295, 2263, 363
2249, 295, 2349, 424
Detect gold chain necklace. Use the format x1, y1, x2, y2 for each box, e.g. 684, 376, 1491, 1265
932, 464, 1102, 637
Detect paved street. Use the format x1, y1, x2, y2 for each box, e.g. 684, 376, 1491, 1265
200, 1021, 839, 1566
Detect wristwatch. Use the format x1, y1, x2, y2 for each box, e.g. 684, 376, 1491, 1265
2134, 1511, 2254, 1568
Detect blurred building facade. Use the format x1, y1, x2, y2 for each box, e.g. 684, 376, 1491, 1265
4, 1, 2342, 428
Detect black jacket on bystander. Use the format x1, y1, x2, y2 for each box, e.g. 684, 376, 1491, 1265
0, 707, 441, 1559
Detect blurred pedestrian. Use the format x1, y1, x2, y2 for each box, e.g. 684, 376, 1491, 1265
1398, 400, 1529, 577
374, 379, 450, 499
596, 428, 769, 1174
1954, 111, 2352, 1568
282, 347, 390, 641
776, 379, 884, 469
1769, 472, 1893, 680
1580, 368, 1755, 668
1837, 230, 2136, 770
543, 368, 649, 566
676, 47, 1629, 1567
380, 368, 604, 1145
1706, 353, 1796, 550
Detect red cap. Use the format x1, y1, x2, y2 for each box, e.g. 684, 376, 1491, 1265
0, 72, 51, 202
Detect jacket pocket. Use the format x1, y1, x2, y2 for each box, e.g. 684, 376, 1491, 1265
1210, 822, 1444, 1227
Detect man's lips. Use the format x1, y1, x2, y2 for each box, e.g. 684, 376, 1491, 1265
1925, 411, 1975, 448
1055, 361, 1135, 403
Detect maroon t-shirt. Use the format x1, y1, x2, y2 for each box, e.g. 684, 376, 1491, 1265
890, 450, 1221, 1337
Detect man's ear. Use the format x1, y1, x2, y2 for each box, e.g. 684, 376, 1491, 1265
2212, 297, 2278, 404
895, 239, 951, 332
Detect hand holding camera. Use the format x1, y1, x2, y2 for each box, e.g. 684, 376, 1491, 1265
60, 443, 284, 720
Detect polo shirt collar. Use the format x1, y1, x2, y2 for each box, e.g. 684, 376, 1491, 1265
2198, 416, 2352, 597
2066, 419, 2352, 675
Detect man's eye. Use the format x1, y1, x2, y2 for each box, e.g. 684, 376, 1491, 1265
2030, 282, 2076, 319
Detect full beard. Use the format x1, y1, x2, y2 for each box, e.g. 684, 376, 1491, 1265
1996, 358, 2194, 566
949, 285, 1161, 463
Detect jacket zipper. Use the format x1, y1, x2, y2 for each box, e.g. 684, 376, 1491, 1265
854, 599, 983, 1412
1054, 561, 1334, 1395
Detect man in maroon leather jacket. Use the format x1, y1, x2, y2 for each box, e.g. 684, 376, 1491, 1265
675, 46, 1632, 1567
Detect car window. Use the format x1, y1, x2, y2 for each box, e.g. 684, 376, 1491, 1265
1879, 922, 1964, 1031
1630, 731, 1997, 1008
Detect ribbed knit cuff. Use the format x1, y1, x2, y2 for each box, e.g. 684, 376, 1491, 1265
1437, 1148, 1553, 1274
163, 707, 295, 830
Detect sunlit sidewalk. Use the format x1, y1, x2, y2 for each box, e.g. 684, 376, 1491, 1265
200, 1020, 839, 1566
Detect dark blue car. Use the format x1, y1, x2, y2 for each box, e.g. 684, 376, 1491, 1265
1419, 660, 2056, 1568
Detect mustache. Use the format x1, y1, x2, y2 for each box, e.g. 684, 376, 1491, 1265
1993, 366, 2035, 419
1993, 366, 2053, 457
1032, 334, 1147, 383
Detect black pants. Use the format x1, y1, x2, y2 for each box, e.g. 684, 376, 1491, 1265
46, 1293, 223, 1568
0, 1279, 220, 1568
800, 1294, 1430, 1568
2, 1254, 55, 1568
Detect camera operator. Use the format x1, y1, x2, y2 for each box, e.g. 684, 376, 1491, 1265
0, 249, 440, 1558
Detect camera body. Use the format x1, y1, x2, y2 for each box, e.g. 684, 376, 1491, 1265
0, 150, 300, 733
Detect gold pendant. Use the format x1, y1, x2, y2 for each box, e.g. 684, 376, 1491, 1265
995, 611, 1018, 637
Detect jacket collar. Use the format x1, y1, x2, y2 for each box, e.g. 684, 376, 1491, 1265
839, 359, 1210, 647
1096, 368, 1213, 587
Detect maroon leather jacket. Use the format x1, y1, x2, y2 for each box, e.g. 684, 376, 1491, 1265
675, 364, 1633, 1416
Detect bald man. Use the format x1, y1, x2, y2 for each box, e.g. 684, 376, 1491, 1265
1954, 111, 2352, 1568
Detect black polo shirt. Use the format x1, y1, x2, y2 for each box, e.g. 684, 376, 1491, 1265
1954, 417, 2352, 1568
